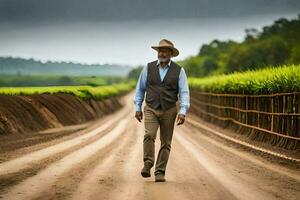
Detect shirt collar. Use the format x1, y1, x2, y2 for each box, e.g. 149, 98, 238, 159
156, 59, 172, 68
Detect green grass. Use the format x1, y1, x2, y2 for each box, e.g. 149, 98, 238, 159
0, 80, 136, 101
0, 74, 128, 87
188, 65, 300, 94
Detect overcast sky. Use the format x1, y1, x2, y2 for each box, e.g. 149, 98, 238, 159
1, 0, 299, 22
0, 0, 299, 67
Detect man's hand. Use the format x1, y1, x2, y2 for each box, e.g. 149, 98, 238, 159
135, 111, 143, 122
176, 114, 185, 125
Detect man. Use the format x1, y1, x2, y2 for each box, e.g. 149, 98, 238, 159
134, 38, 190, 182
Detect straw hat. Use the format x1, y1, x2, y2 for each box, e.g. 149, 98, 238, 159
151, 39, 179, 57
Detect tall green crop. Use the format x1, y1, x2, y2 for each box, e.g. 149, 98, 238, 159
188, 65, 300, 94
0, 80, 135, 100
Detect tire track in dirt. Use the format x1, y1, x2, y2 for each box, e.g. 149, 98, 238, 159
126, 127, 238, 200
71, 122, 188, 200
136, 130, 189, 200
175, 130, 273, 200
106, 124, 237, 200
0, 118, 122, 193
0, 107, 119, 163
31, 114, 139, 200
183, 119, 300, 182
110, 127, 210, 200
0, 92, 135, 193
0, 91, 134, 176
165, 133, 238, 200
72, 123, 182, 200
70, 119, 143, 200
0, 123, 89, 161
187, 114, 300, 162
0, 88, 299, 200
175, 123, 300, 200
108, 123, 145, 200
0, 114, 131, 200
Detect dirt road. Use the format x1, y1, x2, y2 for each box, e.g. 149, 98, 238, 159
0, 91, 299, 200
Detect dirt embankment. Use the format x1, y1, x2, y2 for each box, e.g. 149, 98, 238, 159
0, 91, 299, 200
0, 93, 126, 135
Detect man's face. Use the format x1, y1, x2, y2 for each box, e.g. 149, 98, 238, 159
158, 47, 172, 63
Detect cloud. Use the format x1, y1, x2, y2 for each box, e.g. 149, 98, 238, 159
0, 0, 299, 22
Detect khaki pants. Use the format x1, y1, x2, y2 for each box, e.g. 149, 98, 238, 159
142, 103, 178, 176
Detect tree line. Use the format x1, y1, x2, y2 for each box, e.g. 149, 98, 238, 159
127, 14, 300, 80
177, 14, 300, 77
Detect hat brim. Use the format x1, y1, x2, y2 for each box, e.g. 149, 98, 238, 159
151, 46, 179, 57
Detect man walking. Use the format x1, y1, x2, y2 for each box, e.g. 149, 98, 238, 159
134, 39, 190, 182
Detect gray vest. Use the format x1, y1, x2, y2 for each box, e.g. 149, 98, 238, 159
145, 59, 182, 111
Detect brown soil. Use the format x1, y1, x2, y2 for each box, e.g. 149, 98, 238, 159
0, 92, 128, 155
0, 90, 299, 200
0, 93, 123, 135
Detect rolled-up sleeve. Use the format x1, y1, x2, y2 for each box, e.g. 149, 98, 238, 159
134, 65, 148, 112
178, 67, 190, 115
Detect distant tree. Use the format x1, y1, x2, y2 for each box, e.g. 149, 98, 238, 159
178, 15, 300, 76
127, 65, 143, 80
289, 45, 300, 64
58, 76, 74, 85
202, 57, 219, 76
245, 28, 259, 42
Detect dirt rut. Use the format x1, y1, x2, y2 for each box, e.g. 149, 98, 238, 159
0, 90, 299, 200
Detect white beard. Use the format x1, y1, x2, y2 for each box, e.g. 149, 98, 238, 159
158, 57, 169, 62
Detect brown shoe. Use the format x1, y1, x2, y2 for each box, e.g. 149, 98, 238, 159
155, 173, 166, 182
141, 161, 153, 178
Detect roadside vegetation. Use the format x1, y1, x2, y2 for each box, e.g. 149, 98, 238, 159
188, 65, 300, 94
0, 80, 136, 101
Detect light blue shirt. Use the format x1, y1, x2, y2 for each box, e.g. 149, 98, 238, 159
134, 59, 190, 115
